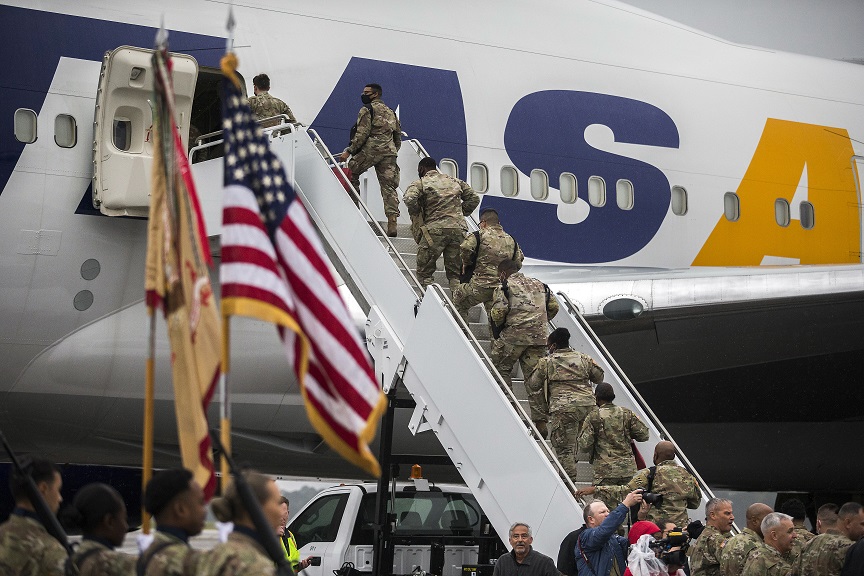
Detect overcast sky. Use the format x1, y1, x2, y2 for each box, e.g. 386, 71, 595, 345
620, 0, 864, 61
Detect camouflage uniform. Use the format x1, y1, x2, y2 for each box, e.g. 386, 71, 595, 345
720, 528, 763, 576
403, 169, 479, 290
453, 224, 524, 322
490, 272, 559, 423
0, 511, 67, 575
72, 538, 136, 575
790, 527, 815, 558
525, 348, 604, 479
247, 91, 297, 127
138, 530, 204, 576
345, 99, 402, 218
689, 524, 734, 576
742, 545, 795, 576
199, 530, 276, 576
577, 402, 650, 509
594, 460, 700, 528
792, 532, 853, 576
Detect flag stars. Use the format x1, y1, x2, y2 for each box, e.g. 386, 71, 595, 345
227, 154, 237, 167
276, 191, 286, 203
234, 168, 245, 181
262, 175, 272, 187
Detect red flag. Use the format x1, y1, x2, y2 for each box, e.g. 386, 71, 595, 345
144, 47, 220, 498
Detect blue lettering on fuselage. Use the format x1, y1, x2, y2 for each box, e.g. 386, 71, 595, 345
313, 61, 679, 264
483, 91, 680, 263
310, 57, 468, 173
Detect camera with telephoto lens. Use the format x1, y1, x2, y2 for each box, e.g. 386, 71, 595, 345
637, 489, 663, 506
648, 527, 690, 566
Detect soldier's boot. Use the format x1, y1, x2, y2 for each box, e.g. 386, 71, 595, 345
387, 215, 398, 237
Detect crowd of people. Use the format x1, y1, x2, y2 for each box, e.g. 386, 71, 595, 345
0, 460, 313, 575
492, 496, 864, 576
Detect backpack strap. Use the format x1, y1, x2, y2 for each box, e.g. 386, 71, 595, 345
576, 532, 599, 576
137, 540, 181, 576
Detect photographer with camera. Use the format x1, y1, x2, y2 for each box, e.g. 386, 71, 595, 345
624, 522, 690, 576
578, 441, 700, 529
576, 490, 644, 576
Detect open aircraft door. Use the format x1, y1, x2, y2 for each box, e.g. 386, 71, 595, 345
92, 46, 198, 217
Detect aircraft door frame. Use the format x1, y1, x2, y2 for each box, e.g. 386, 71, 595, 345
92, 45, 198, 217
851, 155, 864, 263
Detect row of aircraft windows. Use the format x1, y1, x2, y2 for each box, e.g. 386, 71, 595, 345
14, 108, 77, 148
440, 159, 816, 229
9, 113, 819, 231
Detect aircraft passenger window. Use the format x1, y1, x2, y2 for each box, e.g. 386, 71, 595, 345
501, 166, 519, 197
800, 201, 815, 229
559, 173, 577, 204
530, 169, 549, 200
14, 108, 37, 144
588, 176, 606, 207
470, 163, 489, 193
723, 192, 740, 222
440, 158, 458, 179
113, 119, 132, 152
616, 179, 634, 210
774, 198, 790, 227
54, 114, 77, 148
671, 186, 688, 215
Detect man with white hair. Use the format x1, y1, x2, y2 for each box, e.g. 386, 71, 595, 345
741, 512, 797, 576
493, 522, 559, 576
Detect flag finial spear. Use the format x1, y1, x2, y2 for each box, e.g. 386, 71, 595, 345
155, 14, 168, 51
221, 4, 242, 90
226, 4, 236, 54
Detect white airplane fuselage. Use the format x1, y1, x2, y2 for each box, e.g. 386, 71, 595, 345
0, 0, 862, 498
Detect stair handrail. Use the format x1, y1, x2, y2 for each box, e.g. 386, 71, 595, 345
425, 283, 583, 499
554, 291, 719, 504
303, 128, 424, 295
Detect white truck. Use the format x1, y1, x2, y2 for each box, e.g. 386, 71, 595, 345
286, 480, 504, 576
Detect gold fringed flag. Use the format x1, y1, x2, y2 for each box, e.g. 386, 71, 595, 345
145, 45, 221, 498
219, 54, 386, 476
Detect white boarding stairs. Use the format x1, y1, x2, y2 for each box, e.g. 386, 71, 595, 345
190, 126, 717, 555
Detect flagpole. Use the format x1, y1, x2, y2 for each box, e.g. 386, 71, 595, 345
219, 3, 237, 496
142, 306, 156, 534
220, 316, 231, 492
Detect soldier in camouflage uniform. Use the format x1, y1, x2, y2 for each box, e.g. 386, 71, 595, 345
687, 498, 736, 576
138, 469, 208, 576
780, 499, 815, 558
0, 458, 67, 576
68, 483, 136, 575
403, 157, 480, 291
579, 441, 700, 529
202, 471, 281, 576
453, 208, 524, 323
247, 74, 297, 128
742, 513, 797, 576
524, 327, 603, 478
490, 259, 559, 426
720, 503, 773, 576
339, 83, 402, 236
793, 502, 864, 576
576, 382, 649, 509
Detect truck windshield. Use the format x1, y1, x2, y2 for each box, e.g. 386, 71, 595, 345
351, 490, 484, 544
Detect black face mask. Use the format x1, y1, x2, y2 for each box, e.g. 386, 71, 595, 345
361, 94, 373, 105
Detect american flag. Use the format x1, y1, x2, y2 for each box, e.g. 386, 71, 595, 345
220, 75, 385, 477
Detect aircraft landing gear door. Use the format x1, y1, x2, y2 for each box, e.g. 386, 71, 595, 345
92, 46, 198, 217
288, 491, 351, 576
